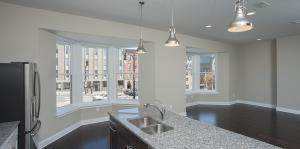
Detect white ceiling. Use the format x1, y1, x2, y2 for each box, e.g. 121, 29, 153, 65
2, 0, 300, 44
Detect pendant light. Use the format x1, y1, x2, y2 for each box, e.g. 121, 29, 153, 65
165, 0, 180, 47
136, 1, 147, 54
228, 0, 253, 33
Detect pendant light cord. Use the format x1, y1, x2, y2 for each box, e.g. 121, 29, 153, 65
171, 0, 174, 27
139, 1, 144, 39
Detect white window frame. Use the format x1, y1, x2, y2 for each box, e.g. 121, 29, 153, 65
56, 40, 140, 117
186, 53, 219, 95
55, 40, 73, 108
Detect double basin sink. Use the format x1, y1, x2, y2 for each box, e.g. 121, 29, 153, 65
128, 116, 173, 135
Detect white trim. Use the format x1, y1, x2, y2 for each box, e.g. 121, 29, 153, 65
56, 101, 111, 117
179, 112, 187, 117
235, 100, 275, 108
276, 107, 300, 115
186, 91, 219, 95
56, 100, 139, 117
186, 100, 275, 109
37, 116, 109, 149
186, 101, 236, 107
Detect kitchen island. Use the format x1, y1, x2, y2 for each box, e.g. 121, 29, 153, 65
109, 107, 281, 149
0, 121, 19, 149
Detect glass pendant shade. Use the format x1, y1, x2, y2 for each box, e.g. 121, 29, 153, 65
136, 38, 147, 54
165, 26, 180, 47
228, 0, 253, 32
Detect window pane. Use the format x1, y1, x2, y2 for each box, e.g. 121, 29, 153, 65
117, 49, 138, 100
56, 43, 72, 108
185, 55, 193, 90
82, 47, 108, 102
199, 54, 216, 91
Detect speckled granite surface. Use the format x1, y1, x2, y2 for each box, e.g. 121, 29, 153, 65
0, 121, 19, 146
109, 108, 281, 149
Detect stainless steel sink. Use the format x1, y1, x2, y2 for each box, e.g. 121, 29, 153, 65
128, 116, 174, 135
141, 124, 173, 135
128, 116, 160, 128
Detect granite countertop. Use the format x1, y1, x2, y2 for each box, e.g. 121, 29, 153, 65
0, 121, 19, 146
109, 108, 281, 149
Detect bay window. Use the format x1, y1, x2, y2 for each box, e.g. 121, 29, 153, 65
186, 53, 217, 93
82, 47, 108, 102
117, 49, 139, 100
55, 38, 140, 114
56, 43, 72, 108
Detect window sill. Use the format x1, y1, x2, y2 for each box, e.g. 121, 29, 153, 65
56, 99, 140, 117
186, 90, 219, 95
112, 99, 140, 105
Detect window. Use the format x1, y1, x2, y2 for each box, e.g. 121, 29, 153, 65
199, 54, 216, 91
82, 47, 108, 102
186, 53, 217, 93
185, 55, 193, 90
117, 49, 139, 100
55, 38, 140, 113
56, 43, 72, 108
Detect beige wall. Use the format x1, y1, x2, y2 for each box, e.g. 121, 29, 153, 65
0, 1, 237, 141
277, 35, 300, 111
237, 41, 274, 105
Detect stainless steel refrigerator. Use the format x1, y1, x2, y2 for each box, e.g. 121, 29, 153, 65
0, 62, 41, 149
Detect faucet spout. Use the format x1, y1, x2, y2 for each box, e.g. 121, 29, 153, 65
143, 103, 166, 120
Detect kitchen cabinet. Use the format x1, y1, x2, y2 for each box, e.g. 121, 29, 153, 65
110, 116, 150, 149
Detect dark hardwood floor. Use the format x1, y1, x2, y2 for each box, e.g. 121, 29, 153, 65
187, 104, 300, 149
45, 122, 110, 149
45, 104, 300, 149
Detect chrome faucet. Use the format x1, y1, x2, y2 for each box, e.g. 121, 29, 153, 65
143, 103, 166, 120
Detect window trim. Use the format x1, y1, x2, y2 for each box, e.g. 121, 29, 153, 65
186, 53, 219, 94
55, 39, 140, 117
56, 42, 73, 108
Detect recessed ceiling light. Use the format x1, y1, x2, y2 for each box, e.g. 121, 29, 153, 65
205, 25, 212, 28
257, 38, 262, 41
247, 11, 256, 16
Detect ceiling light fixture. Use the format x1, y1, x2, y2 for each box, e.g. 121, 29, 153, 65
205, 25, 213, 28
228, 0, 253, 33
165, 0, 180, 47
257, 38, 262, 41
136, 1, 147, 54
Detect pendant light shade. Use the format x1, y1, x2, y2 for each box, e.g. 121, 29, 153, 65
165, 26, 179, 47
165, 0, 180, 47
136, 38, 146, 54
136, 1, 147, 54
228, 0, 253, 32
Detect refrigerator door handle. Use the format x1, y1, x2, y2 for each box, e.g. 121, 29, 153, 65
36, 71, 41, 118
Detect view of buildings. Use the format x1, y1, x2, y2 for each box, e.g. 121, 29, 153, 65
56, 43, 139, 107
185, 54, 216, 92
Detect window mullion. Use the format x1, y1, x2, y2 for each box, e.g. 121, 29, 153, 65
71, 44, 83, 105
192, 55, 200, 91
107, 47, 118, 102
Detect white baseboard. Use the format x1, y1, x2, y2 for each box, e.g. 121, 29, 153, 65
187, 100, 300, 115
37, 116, 109, 149
186, 101, 236, 107
276, 107, 300, 115
187, 100, 275, 109
235, 100, 275, 108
